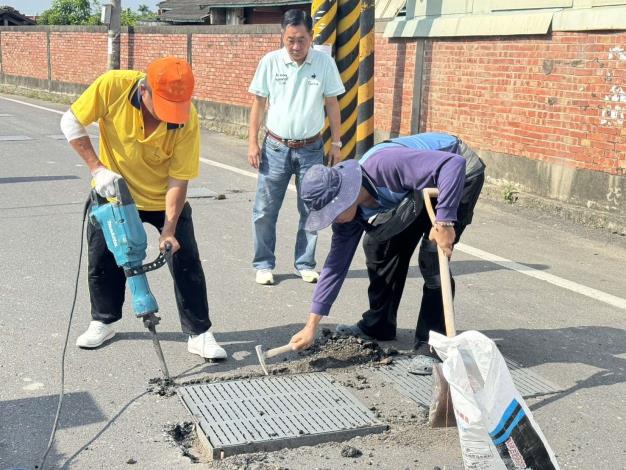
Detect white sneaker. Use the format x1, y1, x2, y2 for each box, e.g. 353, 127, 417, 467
188, 330, 227, 360
256, 269, 274, 285
295, 269, 319, 283
76, 321, 115, 348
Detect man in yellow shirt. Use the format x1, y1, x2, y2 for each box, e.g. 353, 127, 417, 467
60, 57, 226, 360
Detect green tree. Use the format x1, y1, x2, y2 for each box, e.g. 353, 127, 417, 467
121, 7, 138, 26
38, 0, 149, 26
38, 0, 95, 25
136, 3, 157, 21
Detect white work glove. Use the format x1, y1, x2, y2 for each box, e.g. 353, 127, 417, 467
92, 167, 121, 198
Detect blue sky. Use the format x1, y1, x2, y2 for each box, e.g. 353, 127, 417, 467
12, 1, 161, 16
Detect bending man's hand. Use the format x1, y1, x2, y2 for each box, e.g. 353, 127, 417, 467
428, 224, 456, 258
92, 167, 121, 198
290, 313, 324, 351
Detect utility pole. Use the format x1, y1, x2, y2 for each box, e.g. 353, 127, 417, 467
107, 0, 121, 70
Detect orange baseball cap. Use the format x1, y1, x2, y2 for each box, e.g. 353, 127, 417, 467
146, 57, 195, 124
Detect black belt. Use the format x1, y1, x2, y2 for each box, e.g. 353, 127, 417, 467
266, 130, 320, 149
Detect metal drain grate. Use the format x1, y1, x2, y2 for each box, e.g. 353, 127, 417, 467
377, 357, 562, 407
179, 373, 387, 459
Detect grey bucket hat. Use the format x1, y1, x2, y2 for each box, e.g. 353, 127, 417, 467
301, 159, 362, 232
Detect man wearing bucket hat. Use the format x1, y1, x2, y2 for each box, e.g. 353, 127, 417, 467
289, 133, 484, 374
60, 57, 227, 360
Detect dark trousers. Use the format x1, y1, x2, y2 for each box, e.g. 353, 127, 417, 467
357, 173, 484, 344
87, 202, 211, 335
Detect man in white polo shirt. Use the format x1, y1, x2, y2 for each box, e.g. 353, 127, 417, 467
248, 9, 345, 286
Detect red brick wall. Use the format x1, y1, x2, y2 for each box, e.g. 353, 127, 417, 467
192, 33, 279, 106
374, 31, 626, 175
1, 31, 48, 79
425, 32, 626, 175
120, 33, 187, 71
50, 32, 108, 84
373, 35, 418, 139
2, 27, 624, 175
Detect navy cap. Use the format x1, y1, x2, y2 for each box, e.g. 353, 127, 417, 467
301, 159, 362, 231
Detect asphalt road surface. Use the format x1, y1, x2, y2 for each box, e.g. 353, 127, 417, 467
1, 93, 625, 470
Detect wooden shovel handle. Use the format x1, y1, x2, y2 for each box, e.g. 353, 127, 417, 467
422, 188, 456, 337
265, 343, 294, 359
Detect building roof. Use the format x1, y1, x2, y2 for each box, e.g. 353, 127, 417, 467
158, 0, 311, 23
159, 4, 210, 22
0, 6, 36, 25
159, 0, 309, 10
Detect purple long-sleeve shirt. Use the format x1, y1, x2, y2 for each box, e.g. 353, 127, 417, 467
310, 147, 466, 316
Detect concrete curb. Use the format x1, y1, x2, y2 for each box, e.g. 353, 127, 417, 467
480, 182, 626, 236
0, 83, 75, 105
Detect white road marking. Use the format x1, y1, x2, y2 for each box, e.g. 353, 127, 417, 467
6, 95, 626, 311
200, 157, 296, 191
0, 95, 64, 114
0, 135, 32, 141
0, 95, 97, 127
455, 243, 626, 311
232, 351, 252, 361
23, 382, 45, 391
202, 158, 626, 311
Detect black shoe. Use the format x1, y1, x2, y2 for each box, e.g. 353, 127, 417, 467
335, 323, 374, 340
413, 340, 430, 352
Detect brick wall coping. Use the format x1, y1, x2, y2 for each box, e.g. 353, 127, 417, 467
0, 24, 280, 34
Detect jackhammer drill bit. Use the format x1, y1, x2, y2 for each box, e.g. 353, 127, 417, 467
143, 313, 171, 381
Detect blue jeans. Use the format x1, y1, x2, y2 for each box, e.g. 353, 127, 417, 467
252, 135, 324, 271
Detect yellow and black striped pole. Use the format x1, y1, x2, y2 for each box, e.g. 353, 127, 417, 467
312, 0, 338, 157
356, 0, 374, 157
312, 0, 337, 53
336, 0, 361, 160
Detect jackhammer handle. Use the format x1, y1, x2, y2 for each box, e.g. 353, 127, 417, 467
422, 188, 456, 337
265, 343, 294, 359
90, 188, 108, 207
162, 242, 174, 266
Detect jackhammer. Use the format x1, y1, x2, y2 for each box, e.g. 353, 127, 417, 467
89, 178, 171, 380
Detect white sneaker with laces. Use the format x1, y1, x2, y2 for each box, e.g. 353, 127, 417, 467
76, 321, 115, 348
256, 269, 274, 285
295, 269, 319, 283
188, 330, 227, 360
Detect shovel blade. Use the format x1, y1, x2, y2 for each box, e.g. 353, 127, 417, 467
429, 363, 456, 428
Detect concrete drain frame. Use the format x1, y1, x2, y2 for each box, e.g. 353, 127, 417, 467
178, 372, 388, 459
377, 356, 563, 407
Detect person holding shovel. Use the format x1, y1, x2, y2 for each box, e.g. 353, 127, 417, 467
288, 133, 484, 375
